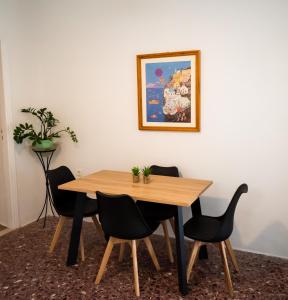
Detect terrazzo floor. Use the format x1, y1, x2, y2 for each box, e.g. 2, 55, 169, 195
0, 217, 287, 299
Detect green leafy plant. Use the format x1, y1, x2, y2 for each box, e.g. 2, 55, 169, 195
131, 166, 140, 176
142, 166, 151, 177
13, 107, 78, 146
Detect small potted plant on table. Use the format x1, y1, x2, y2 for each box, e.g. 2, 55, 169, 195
142, 166, 151, 184
131, 166, 140, 183
13, 107, 78, 149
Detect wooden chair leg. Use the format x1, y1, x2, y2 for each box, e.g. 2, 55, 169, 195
49, 216, 66, 253
169, 217, 175, 235
91, 215, 103, 237
219, 241, 234, 296
95, 237, 115, 284
224, 239, 239, 272
143, 237, 160, 271
161, 221, 174, 263
187, 240, 202, 282
80, 232, 85, 261
131, 240, 140, 297
119, 243, 125, 262
129, 240, 140, 258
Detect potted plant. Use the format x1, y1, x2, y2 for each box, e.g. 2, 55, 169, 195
142, 166, 151, 184
131, 166, 140, 183
13, 107, 78, 149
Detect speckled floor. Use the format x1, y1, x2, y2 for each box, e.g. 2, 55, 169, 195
0, 217, 287, 299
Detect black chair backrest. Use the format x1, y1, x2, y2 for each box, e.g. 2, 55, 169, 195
150, 165, 179, 177
47, 166, 77, 214
219, 183, 248, 240
96, 191, 154, 240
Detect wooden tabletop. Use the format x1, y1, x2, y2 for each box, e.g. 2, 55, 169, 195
58, 170, 213, 207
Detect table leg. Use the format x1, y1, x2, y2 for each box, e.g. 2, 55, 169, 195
174, 206, 188, 295
191, 198, 208, 259
66, 193, 85, 266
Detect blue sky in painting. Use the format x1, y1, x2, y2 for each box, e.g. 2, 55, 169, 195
146, 61, 191, 88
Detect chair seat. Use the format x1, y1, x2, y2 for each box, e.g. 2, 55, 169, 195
184, 215, 225, 243
60, 196, 99, 218
136, 201, 175, 221
145, 218, 160, 233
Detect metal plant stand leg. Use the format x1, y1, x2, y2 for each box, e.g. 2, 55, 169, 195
33, 147, 56, 227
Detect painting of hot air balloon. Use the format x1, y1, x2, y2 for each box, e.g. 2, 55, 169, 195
137, 50, 200, 132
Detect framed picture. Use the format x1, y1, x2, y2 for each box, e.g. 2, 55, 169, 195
137, 50, 200, 131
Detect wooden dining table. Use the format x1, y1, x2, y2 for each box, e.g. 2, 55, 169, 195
59, 170, 213, 295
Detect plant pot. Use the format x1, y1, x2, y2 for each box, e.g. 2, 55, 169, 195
143, 176, 150, 184
132, 175, 140, 183
34, 139, 54, 150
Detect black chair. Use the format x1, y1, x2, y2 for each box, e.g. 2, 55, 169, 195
47, 166, 103, 261
95, 191, 160, 297
136, 165, 179, 263
184, 183, 248, 296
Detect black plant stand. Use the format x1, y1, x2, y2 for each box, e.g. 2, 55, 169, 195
32, 146, 57, 227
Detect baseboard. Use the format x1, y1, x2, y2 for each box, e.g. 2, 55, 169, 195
152, 233, 288, 260
233, 246, 288, 260
0, 228, 12, 237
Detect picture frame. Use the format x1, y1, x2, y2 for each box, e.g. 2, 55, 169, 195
137, 50, 200, 132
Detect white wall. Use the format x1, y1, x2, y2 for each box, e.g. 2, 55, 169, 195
0, 46, 9, 227
0, 0, 47, 225
1, 0, 288, 258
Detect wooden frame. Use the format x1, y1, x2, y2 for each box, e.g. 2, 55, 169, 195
137, 50, 201, 132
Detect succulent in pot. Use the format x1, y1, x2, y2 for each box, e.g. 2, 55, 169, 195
131, 166, 140, 183
142, 166, 151, 184
13, 107, 78, 149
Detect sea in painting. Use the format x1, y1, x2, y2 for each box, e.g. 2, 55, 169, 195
145, 60, 192, 123
146, 88, 165, 122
